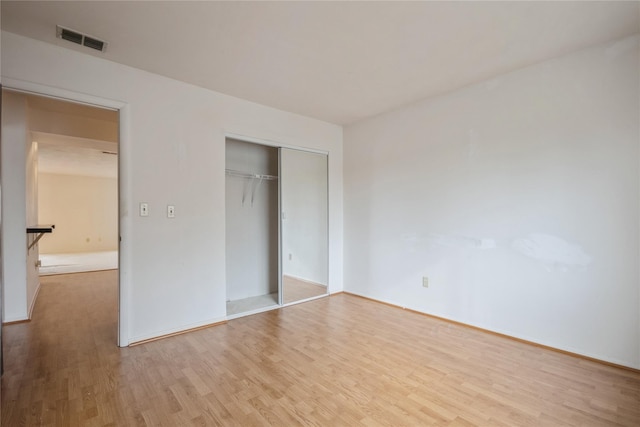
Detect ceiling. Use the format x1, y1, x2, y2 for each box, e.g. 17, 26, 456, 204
35, 133, 118, 179
22, 93, 119, 178
2, 1, 639, 125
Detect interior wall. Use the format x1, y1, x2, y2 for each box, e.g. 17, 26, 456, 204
1, 31, 343, 343
38, 173, 118, 254
25, 132, 39, 317
1, 90, 28, 322
0, 6, 3, 403
344, 35, 640, 368
225, 139, 279, 301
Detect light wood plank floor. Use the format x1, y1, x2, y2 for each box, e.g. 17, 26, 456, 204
2, 271, 639, 426
282, 275, 327, 305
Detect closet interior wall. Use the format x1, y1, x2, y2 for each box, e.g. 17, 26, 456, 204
225, 138, 279, 313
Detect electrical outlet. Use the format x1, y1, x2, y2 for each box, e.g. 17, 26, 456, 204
422, 276, 429, 288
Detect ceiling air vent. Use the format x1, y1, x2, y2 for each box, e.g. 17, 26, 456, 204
83, 36, 105, 52
56, 25, 107, 53
59, 27, 82, 45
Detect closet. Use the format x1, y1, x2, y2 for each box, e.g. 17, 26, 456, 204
225, 137, 328, 317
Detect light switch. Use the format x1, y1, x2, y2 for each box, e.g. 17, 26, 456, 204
167, 205, 175, 218
140, 202, 149, 217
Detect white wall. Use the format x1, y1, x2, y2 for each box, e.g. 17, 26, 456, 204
0, 7, 3, 412
25, 132, 39, 317
344, 35, 640, 368
1, 31, 343, 343
1, 91, 28, 321
38, 173, 118, 254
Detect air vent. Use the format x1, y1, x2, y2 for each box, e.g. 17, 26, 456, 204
56, 25, 107, 53
59, 27, 82, 45
83, 36, 105, 52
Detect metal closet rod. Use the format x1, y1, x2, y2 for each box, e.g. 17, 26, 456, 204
225, 168, 278, 180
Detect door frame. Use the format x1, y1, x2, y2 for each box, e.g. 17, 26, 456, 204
1, 78, 131, 347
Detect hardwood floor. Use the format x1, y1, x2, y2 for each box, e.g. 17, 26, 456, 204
2, 271, 639, 426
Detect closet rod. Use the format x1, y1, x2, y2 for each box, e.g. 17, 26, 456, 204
225, 168, 278, 181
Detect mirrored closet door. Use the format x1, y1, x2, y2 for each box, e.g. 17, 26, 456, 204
280, 148, 328, 304
225, 138, 328, 318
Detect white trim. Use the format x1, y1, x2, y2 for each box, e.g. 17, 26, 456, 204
2, 315, 29, 323
117, 103, 132, 347
2, 78, 131, 347
224, 132, 329, 155
2, 78, 124, 110
28, 280, 41, 320
128, 315, 228, 344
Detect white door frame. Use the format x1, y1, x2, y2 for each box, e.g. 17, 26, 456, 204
2, 77, 131, 347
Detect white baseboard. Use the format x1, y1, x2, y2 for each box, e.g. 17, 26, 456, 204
28, 280, 42, 319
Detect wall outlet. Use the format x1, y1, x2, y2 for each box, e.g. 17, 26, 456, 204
167, 205, 175, 218
422, 276, 429, 288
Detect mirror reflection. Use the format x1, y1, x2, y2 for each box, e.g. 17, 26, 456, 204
280, 148, 328, 304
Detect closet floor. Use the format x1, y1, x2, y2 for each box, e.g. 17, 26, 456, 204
226, 292, 278, 316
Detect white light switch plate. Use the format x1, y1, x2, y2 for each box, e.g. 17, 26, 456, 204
167, 205, 175, 218
140, 202, 149, 217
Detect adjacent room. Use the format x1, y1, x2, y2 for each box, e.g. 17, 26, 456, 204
33, 94, 119, 276
1, 1, 639, 426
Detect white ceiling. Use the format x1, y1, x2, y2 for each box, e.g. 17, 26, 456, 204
22, 93, 119, 178
2, 1, 639, 125
34, 133, 118, 179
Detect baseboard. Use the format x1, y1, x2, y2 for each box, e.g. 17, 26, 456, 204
2, 318, 31, 326
129, 319, 228, 346
28, 280, 42, 319
342, 291, 640, 373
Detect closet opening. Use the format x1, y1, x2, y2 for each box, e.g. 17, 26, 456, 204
225, 139, 280, 316
224, 136, 329, 319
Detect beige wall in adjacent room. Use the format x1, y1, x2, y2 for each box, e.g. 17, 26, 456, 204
38, 173, 118, 254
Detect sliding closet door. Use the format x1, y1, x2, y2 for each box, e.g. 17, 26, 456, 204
280, 148, 328, 304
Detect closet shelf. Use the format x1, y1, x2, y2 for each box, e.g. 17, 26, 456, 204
225, 169, 278, 181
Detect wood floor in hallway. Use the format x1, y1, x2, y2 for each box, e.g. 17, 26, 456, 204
2, 271, 639, 426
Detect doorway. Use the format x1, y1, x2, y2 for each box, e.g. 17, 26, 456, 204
1, 89, 121, 345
